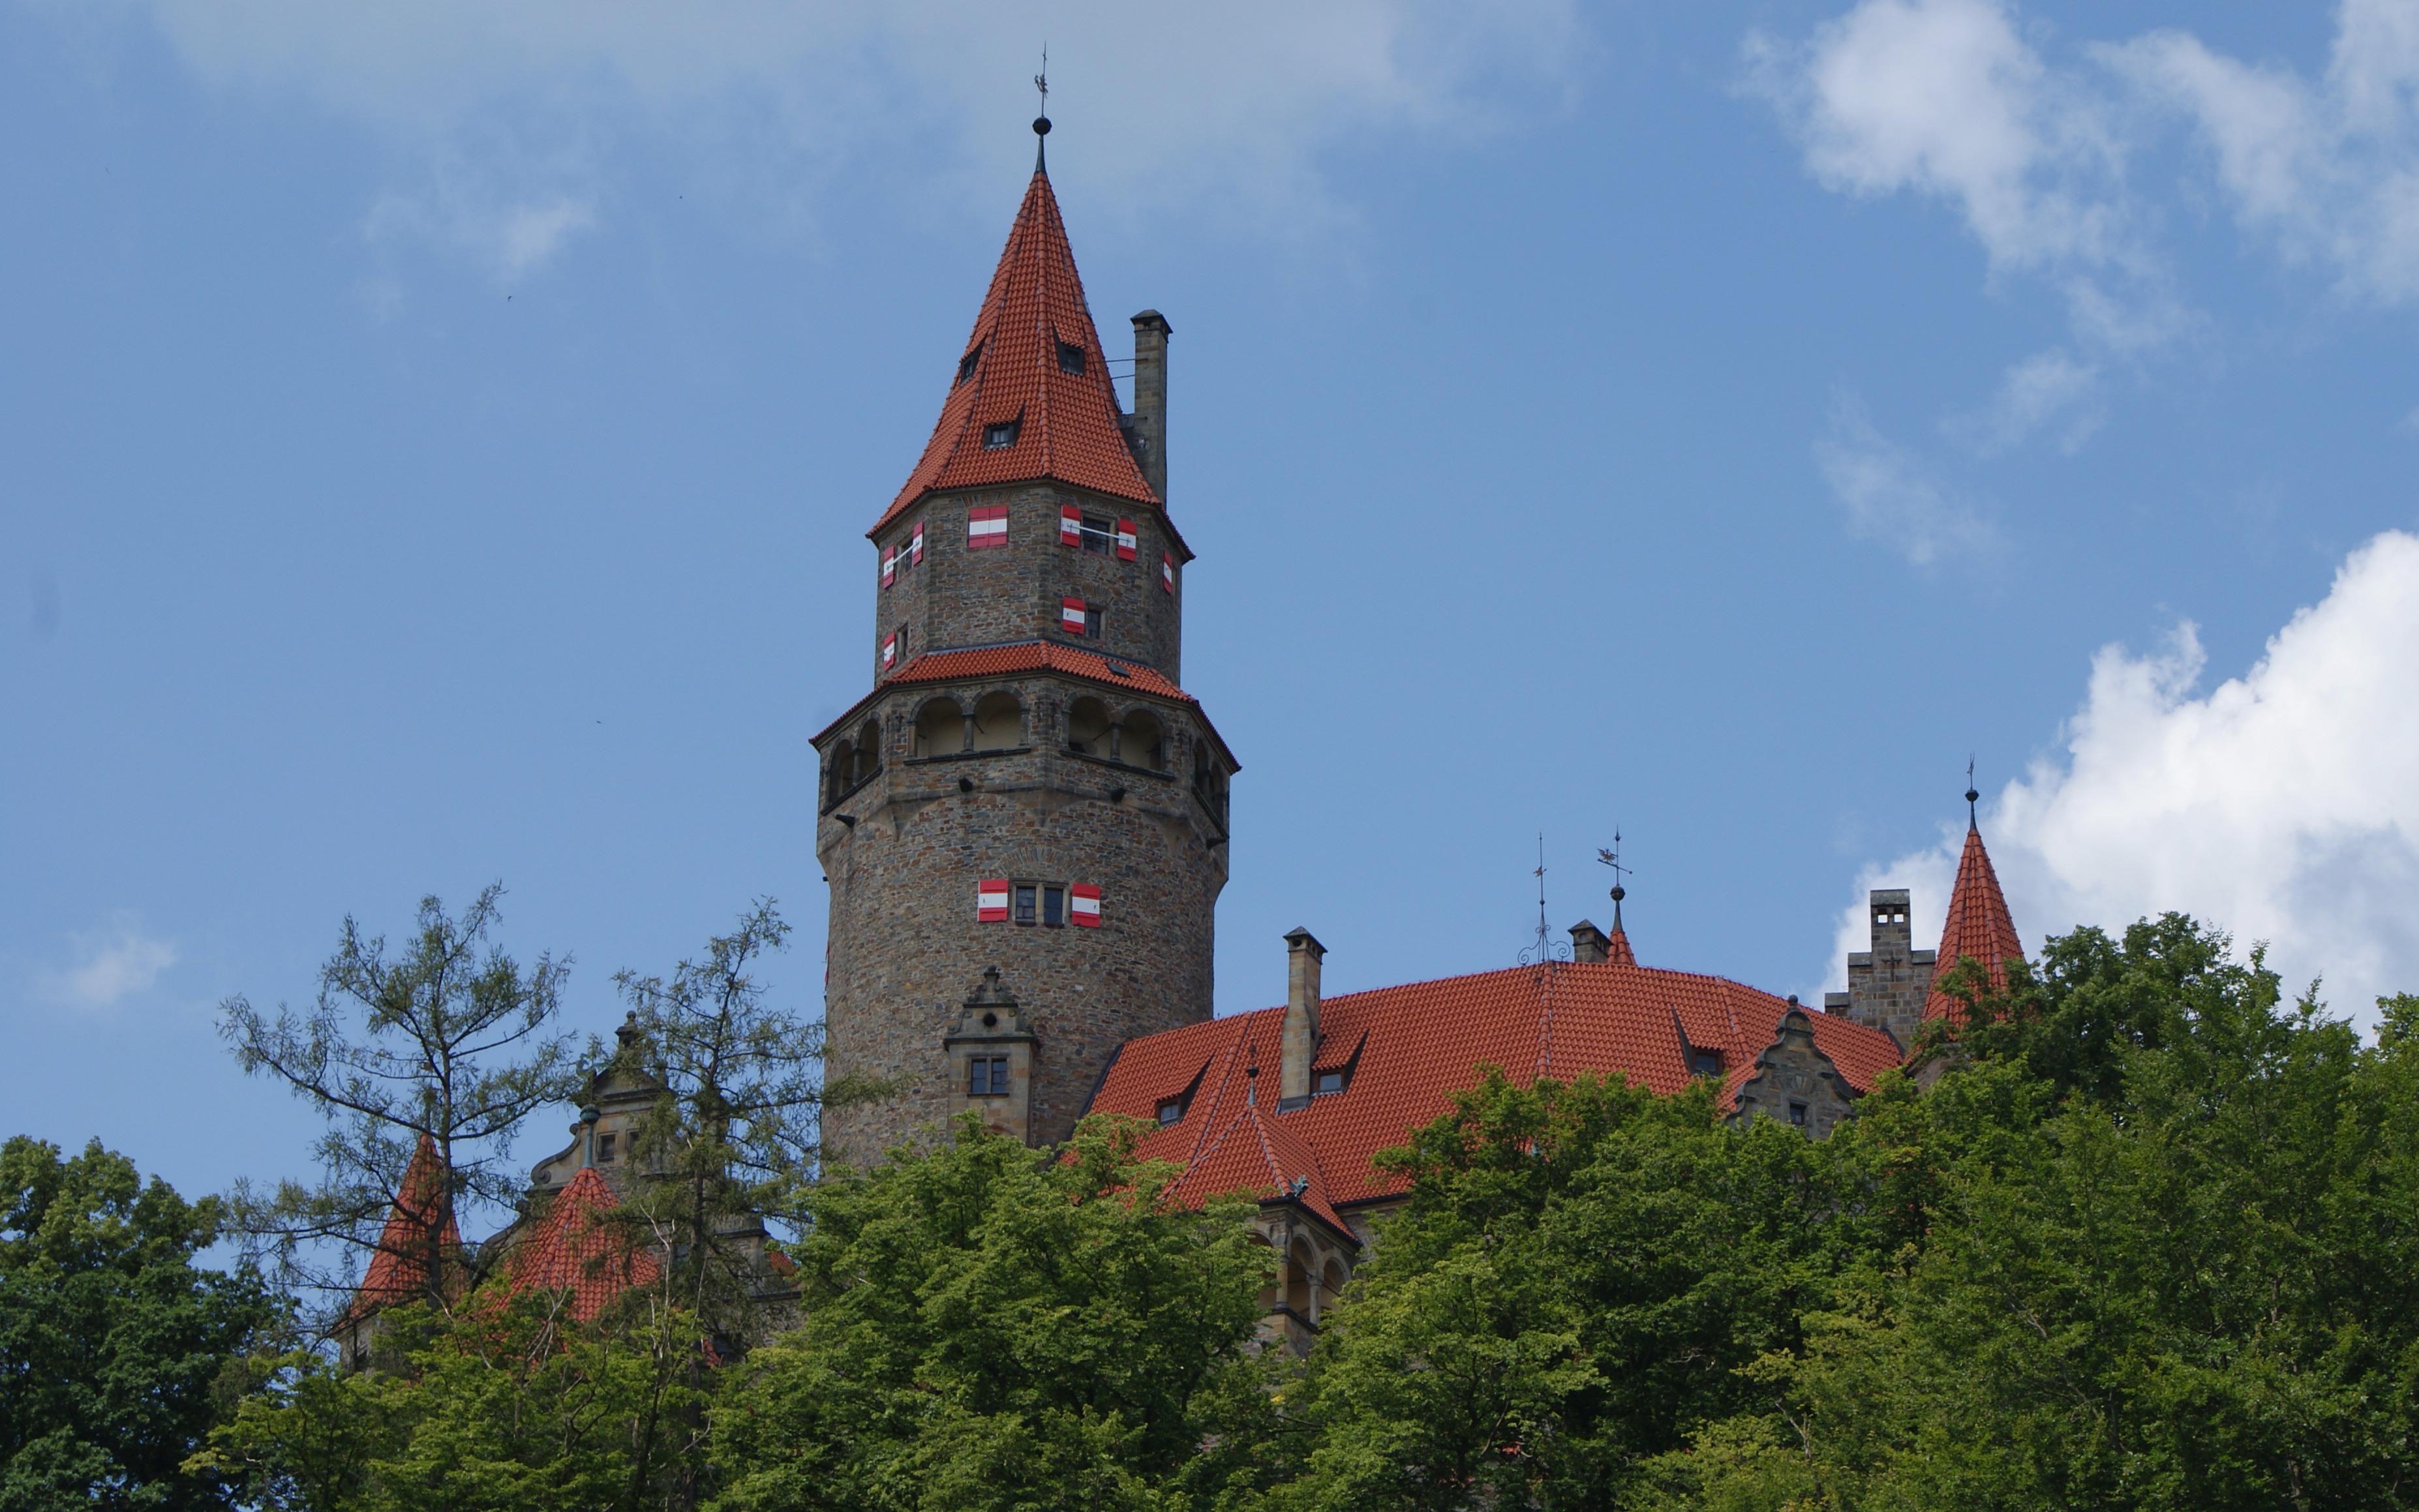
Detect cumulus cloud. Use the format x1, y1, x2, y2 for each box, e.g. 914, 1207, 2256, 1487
1816, 397, 2004, 564
1828, 530, 2419, 1028
65, 0, 1581, 275
1953, 346, 2102, 453
41, 916, 179, 1010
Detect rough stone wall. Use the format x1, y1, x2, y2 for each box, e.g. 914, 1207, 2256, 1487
1729, 1007, 1859, 1139
1825, 887, 1935, 1051
816, 668, 1229, 1164
870, 482, 1185, 682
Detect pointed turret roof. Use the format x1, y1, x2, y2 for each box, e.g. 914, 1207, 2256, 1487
348, 1134, 462, 1319
1925, 819, 2024, 1024
504, 1166, 660, 1322
873, 165, 1156, 537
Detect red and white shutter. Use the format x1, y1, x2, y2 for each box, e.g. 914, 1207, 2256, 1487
910, 520, 925, 565
977, 879, 1009, 922
967, 506, 1007, 549
881, 548, 896, 588
881, 633, 898, 669
1115, 519, 1137, 560
1070, 883, 1101, 928
1161, 552, 1174, 594
1060, 597, 1088, 633
1059, 504, 1082, 547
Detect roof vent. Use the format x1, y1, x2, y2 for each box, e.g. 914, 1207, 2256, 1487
1057, 340, 1087, 375
956, 343, 982, 386
1103, 659, 1131, 678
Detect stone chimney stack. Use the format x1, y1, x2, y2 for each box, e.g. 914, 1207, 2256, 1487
1129, 310, 1170, 502
1279, 927, 1324, 1107
1568, 920, 1610, 965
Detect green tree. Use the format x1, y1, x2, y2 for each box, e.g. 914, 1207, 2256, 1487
708, 1115, 1276, 1512
1, 1136, 281, 1511
218, 886, 578, 1323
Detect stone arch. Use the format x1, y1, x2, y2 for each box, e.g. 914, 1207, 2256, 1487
855, 719, 881, 784
969, 691, 1022, 751
826, 738, 856, 806
913, 697, 966, 759
1322, 1258, 1350, 1318
1066, 695, 1111, 757
1119, 707, 1167, 770
1247, 1232, 1279, 1312
1286, 1237, 1316, 1318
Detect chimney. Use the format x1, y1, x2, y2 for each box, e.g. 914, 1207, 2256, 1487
1568, 920, 1609, 965
1129, 310, 1170, 502
1279, 928, 1324, 1108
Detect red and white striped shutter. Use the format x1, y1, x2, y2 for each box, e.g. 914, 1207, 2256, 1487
1059, 504, 1082, 547
881, 633, 897, 669
1161, 552, 1174, 594
881, 548, 896, 588
1070, 883, 1101, 928
1116, 519, 1137, 560
910, 520, 925, 565
1060, 597, 1088, 633
977, 879, 1009, 922
967, 506, 1008, 549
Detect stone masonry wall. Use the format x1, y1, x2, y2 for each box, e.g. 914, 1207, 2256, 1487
1825, 888, 1935, 1051
816, 667, 1229, 1164
870, 481, 1185, 683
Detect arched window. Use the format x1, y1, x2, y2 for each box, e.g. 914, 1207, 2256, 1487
970, 692, 1022, 751
1066, 697, 1110, 757
1286, 1238, 1316, 1318
827, 740, 855, 805
1121, 709, 1166, 770
855, 720, 881, 784
913, 699, 966, 759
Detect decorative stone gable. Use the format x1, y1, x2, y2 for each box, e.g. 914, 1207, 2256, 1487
1729, 1005, 1858, 1139
943, 968, 1038, 1141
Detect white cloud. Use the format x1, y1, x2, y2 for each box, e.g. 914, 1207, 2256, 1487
67, 0, 1581, 275
1828, 530, 2419, 1027
1953, 346, 2101, 453
1816, 397, 2004, 564
42, 916, 179, 1010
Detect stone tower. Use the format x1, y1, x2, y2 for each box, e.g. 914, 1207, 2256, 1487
814, 139, 1238, 1166
1826, 793, 2024, 1049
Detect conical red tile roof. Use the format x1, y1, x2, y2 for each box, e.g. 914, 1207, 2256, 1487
504, 1166, 661, 1322
350, 1134, 461, 1318
1925, 823, 2025, 1024
872, 168, 1155, 537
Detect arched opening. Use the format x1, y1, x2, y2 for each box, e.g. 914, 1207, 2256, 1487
1121, 709, 1166, 770
827, 740, 855, 805
1249, 1233, 1279, 1313
1066, 697, 1110, 757
1286, 1238, 1315, 1318
970, 692, 1022, 751
855, 720, 881, 784
913, 699, 965, 759
1322, 1259, 1349, 1322
1193, 740, 1228, 826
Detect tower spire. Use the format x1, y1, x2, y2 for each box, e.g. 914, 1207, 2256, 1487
1926, 786, 2023, 1025
1966, 757, 1979, 831
1033, 50, 1050, 174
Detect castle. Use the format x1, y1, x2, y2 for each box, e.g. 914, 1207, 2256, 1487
344, 123, 2030, 1350
808, 125, 2029, 1343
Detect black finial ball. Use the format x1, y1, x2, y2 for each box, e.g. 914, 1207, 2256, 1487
1609, 885, 1626, 903
1966, 787, 1981, 805
1033, 115, 1051, 136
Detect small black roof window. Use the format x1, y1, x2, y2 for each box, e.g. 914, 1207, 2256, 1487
1057, 340, 1087, 375
982, 418, 1020, 450
956, 344, 982, 386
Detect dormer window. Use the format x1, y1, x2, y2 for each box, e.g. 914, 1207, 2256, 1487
1156, 1098, 1184, 1126
1057, 340, 1087, 375
1313, 1069, 1345, 1097
982, 418, 1020, 449
1688, 1048, 1722, 1078
957, 344, 982, 386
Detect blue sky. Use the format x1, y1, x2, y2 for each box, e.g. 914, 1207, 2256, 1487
7, 0, 2418, 1210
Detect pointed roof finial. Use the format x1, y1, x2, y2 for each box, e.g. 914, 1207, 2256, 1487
1966, 757, 1980, 830
1032, 48, 1051, 174
1597, 830, 1631, 932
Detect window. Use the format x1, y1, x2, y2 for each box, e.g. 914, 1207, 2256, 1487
598, 1133, 617, 1162
1079, 513, 1114, 554
1156, 1098, 1184, 1126
969, 1055, 1010, 1096
1057, 340, 1087, 375
1014, 885, 1037, 924
1789, 1102, 1809, 1127
1688, 1048, 1722, 1078
957, 344, 982, 385
1060, 597, 1101, 637
1313, 1069, 1345, 1096
1043, 886, 1065, 926
982, 418, 1020, 449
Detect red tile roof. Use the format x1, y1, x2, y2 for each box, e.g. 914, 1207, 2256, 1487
1093, 958, 1904, 1215
1925, 823, 2024, 1023
349, 1135, 462, 1319
1604, 921, 1637, 968
872, 168, 1157, 537
502, 1166, 661, 1323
